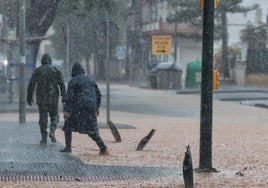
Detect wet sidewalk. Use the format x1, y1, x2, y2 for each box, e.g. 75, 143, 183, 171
1, 83, 267, 186
0, 120, 181, 183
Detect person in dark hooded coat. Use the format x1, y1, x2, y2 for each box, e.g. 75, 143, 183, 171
61, 63, 109, 156
27, 54, 66, 144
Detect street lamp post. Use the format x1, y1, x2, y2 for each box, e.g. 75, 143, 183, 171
18, 0, 26, 124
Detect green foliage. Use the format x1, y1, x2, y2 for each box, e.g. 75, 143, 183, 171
58, 0, 119, 17
214, 43, 241, 68
167, 0, 258, 78
228, 44, 241, 68
167, 0, 202, 27
52, 0, 129, 79
217, 0, 259, 13
166, 0, 259, 41
242, 25, 268, 73
166, 0, 202, 40
0, 1, 3, 13
85, 0, 117, 13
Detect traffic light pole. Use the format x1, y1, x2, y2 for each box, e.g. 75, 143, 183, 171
199, 0, 216, 171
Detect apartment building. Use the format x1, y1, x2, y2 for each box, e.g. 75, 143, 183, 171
136, 0, 202, 88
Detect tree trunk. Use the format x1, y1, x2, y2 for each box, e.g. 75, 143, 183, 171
221, 10, 230, 78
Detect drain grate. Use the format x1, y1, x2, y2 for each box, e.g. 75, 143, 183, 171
0, 175, 149, 183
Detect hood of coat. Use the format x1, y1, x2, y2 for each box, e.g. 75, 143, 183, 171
41, 54, 52, 65
71, 63, 85, 77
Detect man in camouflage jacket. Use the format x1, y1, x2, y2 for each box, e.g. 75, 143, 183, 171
27, 54, 66, 144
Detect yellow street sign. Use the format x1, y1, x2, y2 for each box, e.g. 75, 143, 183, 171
152, 35, 172, 55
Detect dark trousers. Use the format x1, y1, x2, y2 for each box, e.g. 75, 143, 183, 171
88, 131, 107, 152
64, 130, 107, 151
38, 103, 59, 135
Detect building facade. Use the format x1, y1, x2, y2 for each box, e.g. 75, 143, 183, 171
130, 0, 203, 88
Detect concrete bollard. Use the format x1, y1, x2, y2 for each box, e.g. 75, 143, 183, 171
136, 129, 156, 151
183, 145, 194, 188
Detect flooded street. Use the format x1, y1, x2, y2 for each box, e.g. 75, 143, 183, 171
1, 0, 268, 187
0, 84, 267, 187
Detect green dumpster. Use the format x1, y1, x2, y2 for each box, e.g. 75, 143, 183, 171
185, 60, 202, 89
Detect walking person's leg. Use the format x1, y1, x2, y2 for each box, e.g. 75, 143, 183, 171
48, 103, 59, 143
60, 130, 72, 153
38, 104, 48, 144
88, 131, 110, 156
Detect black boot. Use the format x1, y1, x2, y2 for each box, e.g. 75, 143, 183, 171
49, 124, 57, 143
60, 131, 72, 153
49, 130, 57, 143
40, 131, 47, 145
89, 133, 110, 156
99, 147, 110, 156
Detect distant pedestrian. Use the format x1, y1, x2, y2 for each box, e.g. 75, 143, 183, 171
60, 63, 109, 156
27, 54, 66, 144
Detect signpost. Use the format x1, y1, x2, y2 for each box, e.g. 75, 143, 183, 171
152, 35, 172, 55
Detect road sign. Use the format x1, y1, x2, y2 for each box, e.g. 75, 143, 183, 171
152, 35, 172, 55
116, 46, 126, 60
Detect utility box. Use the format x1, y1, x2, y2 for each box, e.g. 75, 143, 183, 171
149, 62, 182, 90
185, 60, 202, 89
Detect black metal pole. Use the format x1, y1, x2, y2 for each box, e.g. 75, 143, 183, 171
18, 0, 26, 124
199, 0, 214, 170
